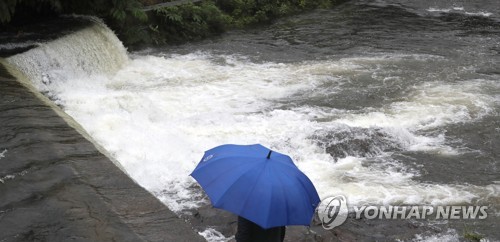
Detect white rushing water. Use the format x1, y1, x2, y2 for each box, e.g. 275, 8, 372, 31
9, 51, 499, 209
5, 18, 499, 222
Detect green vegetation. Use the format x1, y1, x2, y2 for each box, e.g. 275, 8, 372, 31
149, 1, 231, 44
1, 0, 347, 48
464, 231, 484, 241
463, 224, 485, 242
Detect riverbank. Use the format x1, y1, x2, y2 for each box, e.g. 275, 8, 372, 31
0, 0, 348, 49
0, 64, 205, 241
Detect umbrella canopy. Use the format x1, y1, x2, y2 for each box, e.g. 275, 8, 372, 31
190, 144, 320, 229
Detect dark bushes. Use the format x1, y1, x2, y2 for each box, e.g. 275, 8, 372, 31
1, 0, 346, 48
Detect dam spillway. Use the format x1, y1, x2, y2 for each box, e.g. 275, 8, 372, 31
0, 17, 204, 241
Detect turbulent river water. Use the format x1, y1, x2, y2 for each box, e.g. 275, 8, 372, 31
3, 0, 500, 241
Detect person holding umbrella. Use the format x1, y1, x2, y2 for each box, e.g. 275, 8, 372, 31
191, 144, 320, 242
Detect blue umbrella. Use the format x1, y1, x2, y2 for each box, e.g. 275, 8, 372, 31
190, 144, 320, 229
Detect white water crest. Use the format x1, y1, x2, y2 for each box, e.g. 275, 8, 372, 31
336, 80, 496, 130
5, 20, 499, 214
427, 7, 493, 17
0, 41, 40, 51
198, 228, 233, 242
411, 228, 460, 242
0, 149, 6, 160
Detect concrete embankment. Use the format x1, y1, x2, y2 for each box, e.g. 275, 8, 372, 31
0, 21, 205, 240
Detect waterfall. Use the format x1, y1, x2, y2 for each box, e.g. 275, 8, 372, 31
4, 17, 128, 91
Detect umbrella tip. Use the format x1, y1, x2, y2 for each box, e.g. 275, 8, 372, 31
267, 150, 272, 159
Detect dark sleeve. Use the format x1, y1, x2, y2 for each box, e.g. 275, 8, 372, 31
235, 216, 254, 242
280, 226, 286, 242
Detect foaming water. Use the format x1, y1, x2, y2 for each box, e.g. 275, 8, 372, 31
333, 80, 497, 134
22, 51, 498, 212
198, 228, 233, 242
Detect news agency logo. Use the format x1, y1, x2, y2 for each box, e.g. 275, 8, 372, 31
316, 195, 489, 230
316, 195, 348, 230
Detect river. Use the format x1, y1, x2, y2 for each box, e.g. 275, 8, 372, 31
3, 0, 499, 241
